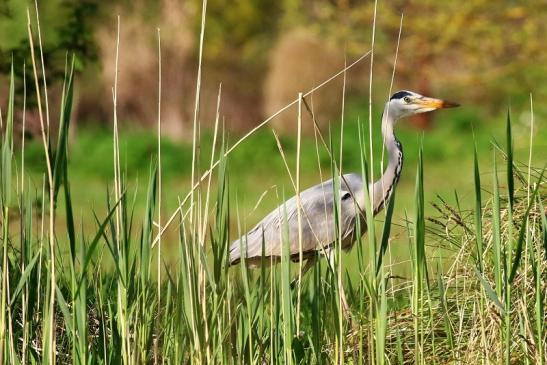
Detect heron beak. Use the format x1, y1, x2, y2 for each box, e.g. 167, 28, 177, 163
417, 97, 460, 109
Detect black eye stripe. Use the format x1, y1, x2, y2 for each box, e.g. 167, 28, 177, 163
390, 91, 412, 100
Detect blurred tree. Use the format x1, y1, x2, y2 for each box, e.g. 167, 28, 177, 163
0, 0, 98, 107
279, 0, 547, 128
198, 0, 281, 68
190, 0, 284, 130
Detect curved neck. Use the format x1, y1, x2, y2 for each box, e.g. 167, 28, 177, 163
371, 104, 403, 214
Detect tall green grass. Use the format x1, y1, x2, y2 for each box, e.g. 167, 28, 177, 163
0, 4, 545, 365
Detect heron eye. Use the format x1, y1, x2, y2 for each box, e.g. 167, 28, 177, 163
403, 96, 411, 103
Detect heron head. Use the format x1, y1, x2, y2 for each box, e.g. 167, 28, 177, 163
387, 90, 459, 119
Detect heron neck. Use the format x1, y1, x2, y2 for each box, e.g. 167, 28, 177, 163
371, 106, 403, 214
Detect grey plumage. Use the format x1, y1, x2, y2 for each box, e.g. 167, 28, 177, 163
229, 173, 366, 266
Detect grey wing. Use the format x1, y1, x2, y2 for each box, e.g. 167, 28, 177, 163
229, 173, 366, 264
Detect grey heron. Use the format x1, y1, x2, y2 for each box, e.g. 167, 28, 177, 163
229, 90, 458, 311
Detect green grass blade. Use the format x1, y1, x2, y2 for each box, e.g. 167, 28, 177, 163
64, 157, 76, 262
437, 270, 454, 352
140, 162, 158, 282
75, 194, 125, 297
56, 286, 74, 335
53, 56, 75, 204
508, 168, 544, 283
505, 110, 514, 210
540, 185, 547, 259
9, 251, 40, 307
492, 153, 503, 296
473, 140, 484, 271
412, 143, 427, 365
1, 62, 15, 206
376, 190, 395, 275
474, 267, 504, 315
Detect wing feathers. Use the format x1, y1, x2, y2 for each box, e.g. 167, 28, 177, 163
229, 173, 365, 264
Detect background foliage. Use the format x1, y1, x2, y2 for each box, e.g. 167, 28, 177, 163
1, 0, 546, 134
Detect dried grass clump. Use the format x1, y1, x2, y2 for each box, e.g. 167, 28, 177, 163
347, 179, 546, 364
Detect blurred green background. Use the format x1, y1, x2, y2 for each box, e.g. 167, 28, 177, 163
1, 0, 546, 270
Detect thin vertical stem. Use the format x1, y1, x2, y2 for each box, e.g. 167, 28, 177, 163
27, 8, 56, 363
381, 13, 403, 218
295, 92, 303, 335
20, 62, 28, 365
156, 26, 162, 311
111, 16, 129, 364
189, 0, 207, 226
1, 205, 8, 365
34, 0, 50, 132
368, 0, 378, 207
190, 1, 208, 361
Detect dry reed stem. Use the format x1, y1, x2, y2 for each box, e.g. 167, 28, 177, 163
27, 6, 57, 363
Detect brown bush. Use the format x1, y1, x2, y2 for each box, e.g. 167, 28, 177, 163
263, 29, 346, 135
79, 0, 265, 139
79, 0, 195, 139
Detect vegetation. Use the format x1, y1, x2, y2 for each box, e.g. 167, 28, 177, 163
0, 2, 546, 365
2, 1, 546, 134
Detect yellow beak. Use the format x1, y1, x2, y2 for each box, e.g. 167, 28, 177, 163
417, 97, 460, 109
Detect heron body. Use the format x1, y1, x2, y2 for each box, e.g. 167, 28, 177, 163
229, 90, 458, 295
230, 172, 366, 266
